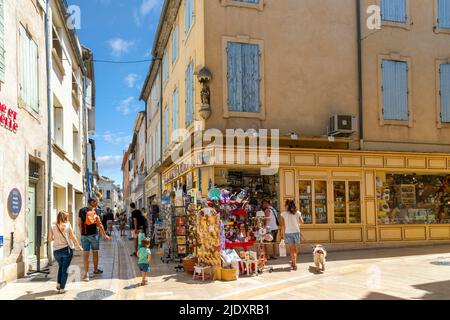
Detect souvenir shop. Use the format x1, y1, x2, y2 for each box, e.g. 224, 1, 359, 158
153, 168, 281, 281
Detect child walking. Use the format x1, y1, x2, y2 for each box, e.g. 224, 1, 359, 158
137, 237, 151, 286
137, 227, 146, 251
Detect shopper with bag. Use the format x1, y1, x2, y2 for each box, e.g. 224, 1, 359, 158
280, 200, 304, 271
48, 211, 83, 294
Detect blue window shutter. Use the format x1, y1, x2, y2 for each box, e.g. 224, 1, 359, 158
172, 88, 179, 132
164, 106, 169, 151
240, 0, 259, 3
438, 0, 450, 29
441, 64, 450, 123
20, 25, 38, 112
0, 0, 5, 83
163, 50, 168, 82
242, 43, 260, 113
381, 0, 407, 23
29, 38, 39, 112
185, 0, 193, 35
172, 25, 178, 63
382, 60, 409, 121
227, 42, 260, 113
227, 42, 243, 112
185, 62, 194, 126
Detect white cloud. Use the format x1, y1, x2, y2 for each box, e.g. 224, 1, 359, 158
102, 132, 133, 147
97, 155, 124, 184
115, 96, 135, 115
140, 0, 160, 16
108, 38, 134, 57
125, 73, 138, 88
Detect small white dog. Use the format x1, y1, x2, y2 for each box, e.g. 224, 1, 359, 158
312, 244, 327, 273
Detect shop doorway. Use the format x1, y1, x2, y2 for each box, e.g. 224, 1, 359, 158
27, 183, 37, 257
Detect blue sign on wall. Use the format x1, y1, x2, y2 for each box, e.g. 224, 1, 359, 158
0, 235, 4, 247
8, 188, 22, 219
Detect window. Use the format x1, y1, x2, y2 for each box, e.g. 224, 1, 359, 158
19, 25, 39, 112
238, 0, 259, 3
163, 105, 169, 152
185, 62, 194, 126
227, 42, 260, 113
172, 88, 179, 140
0, 0, 5, 83
172, 25, 179, 64
381, 0, 407, 23
184, 0, 194, 37
73, 127, 80, 164
382, 59, 409, 121
163, 49, 169, 84
438, 0, 450, 29
377, 173, 450, 225
440, 64, 450, 123
298, 180, 328, 225
333, 181, 361, 224
54, 105, 64, 147
106, 190, 111, 200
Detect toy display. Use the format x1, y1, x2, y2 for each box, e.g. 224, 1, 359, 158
197, 207, 222, 267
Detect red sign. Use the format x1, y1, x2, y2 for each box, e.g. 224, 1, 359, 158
0, 102, 19, 133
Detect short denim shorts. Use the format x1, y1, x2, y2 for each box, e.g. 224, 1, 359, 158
81, 234, 100, 251
285, 233, 300, 245
138, 263, 151, 273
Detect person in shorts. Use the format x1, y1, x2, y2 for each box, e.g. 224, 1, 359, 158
137, 238, 151, 286
280, 200, 304, 271
78, 198, 111, 282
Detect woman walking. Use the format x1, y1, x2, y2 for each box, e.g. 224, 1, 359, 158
119, 211, 127, 236
48, 211, 83, 294
280, 200, 304, 271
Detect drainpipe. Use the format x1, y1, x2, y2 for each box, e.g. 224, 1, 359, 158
45, 0, 54, 265
83, 57, 89, 205
159, 60, 163, 203
356, 0, 364, 149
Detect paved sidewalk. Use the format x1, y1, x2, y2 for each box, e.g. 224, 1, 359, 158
1, 229, 450, 300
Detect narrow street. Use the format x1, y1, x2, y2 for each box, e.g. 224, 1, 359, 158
1, 228, 450, 300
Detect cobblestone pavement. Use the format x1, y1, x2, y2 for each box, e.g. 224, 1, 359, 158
1, 229, 450, 300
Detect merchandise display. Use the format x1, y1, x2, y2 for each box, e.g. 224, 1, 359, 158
197, 207, 222, 267
377, 173, 450, 224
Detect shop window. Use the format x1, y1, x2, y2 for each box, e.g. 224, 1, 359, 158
298, 180, 328, 224
333, 181, 362, 224
381, 0, 407, 24
376, 173, 450, 225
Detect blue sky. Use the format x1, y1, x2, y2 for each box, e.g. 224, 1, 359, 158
68, 0, 164, 186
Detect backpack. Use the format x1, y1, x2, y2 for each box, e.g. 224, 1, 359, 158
84, 208, 99, 233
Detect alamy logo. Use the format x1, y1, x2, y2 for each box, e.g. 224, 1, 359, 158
66, 5, 82, 30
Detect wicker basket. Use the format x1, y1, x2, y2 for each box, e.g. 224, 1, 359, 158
221, 268, 237, 281
183, 257, 198, 274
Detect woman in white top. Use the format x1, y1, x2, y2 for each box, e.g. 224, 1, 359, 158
48, 211, 83, 294
280, 200, 304, 271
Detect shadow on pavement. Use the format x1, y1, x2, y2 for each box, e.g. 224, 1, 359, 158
414, 280, 450, 300
16, 290, 59, 300
75, 289, 115, 300
364, 292, 406, 300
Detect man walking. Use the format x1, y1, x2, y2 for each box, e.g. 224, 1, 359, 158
78, 198, 111, 282
130, 203, 146, 257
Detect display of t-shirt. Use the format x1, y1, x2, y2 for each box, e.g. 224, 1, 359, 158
281, 211, 302, 234
132, 209, 146, 230
137, 247, 151, 264
79, 207, 100, 236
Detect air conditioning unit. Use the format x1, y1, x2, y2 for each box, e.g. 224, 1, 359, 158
328, 114, 357, 137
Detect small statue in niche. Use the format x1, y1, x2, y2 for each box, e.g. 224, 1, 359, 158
200, 83, 210, 107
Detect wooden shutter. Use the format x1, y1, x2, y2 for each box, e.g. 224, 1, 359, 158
0, 0, 5, 82
441, 64, 450, 123
381, 0, 406, 23
382, 60, 409, 121
172, 25, 178, 63
241, 0, 259, 3
164, 106, 169, 151
438, 0, 450, 29
227, 42, 260, 113
172, 88, 178, 132
185, 62, 194, 126
19, 25, 39, 112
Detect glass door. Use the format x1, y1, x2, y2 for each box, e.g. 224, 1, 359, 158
314, 181, 328, 224
298, 181, 313, 224
333, 181, 347, 224
348, 181, 361, 224
27, 183, 37, 257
